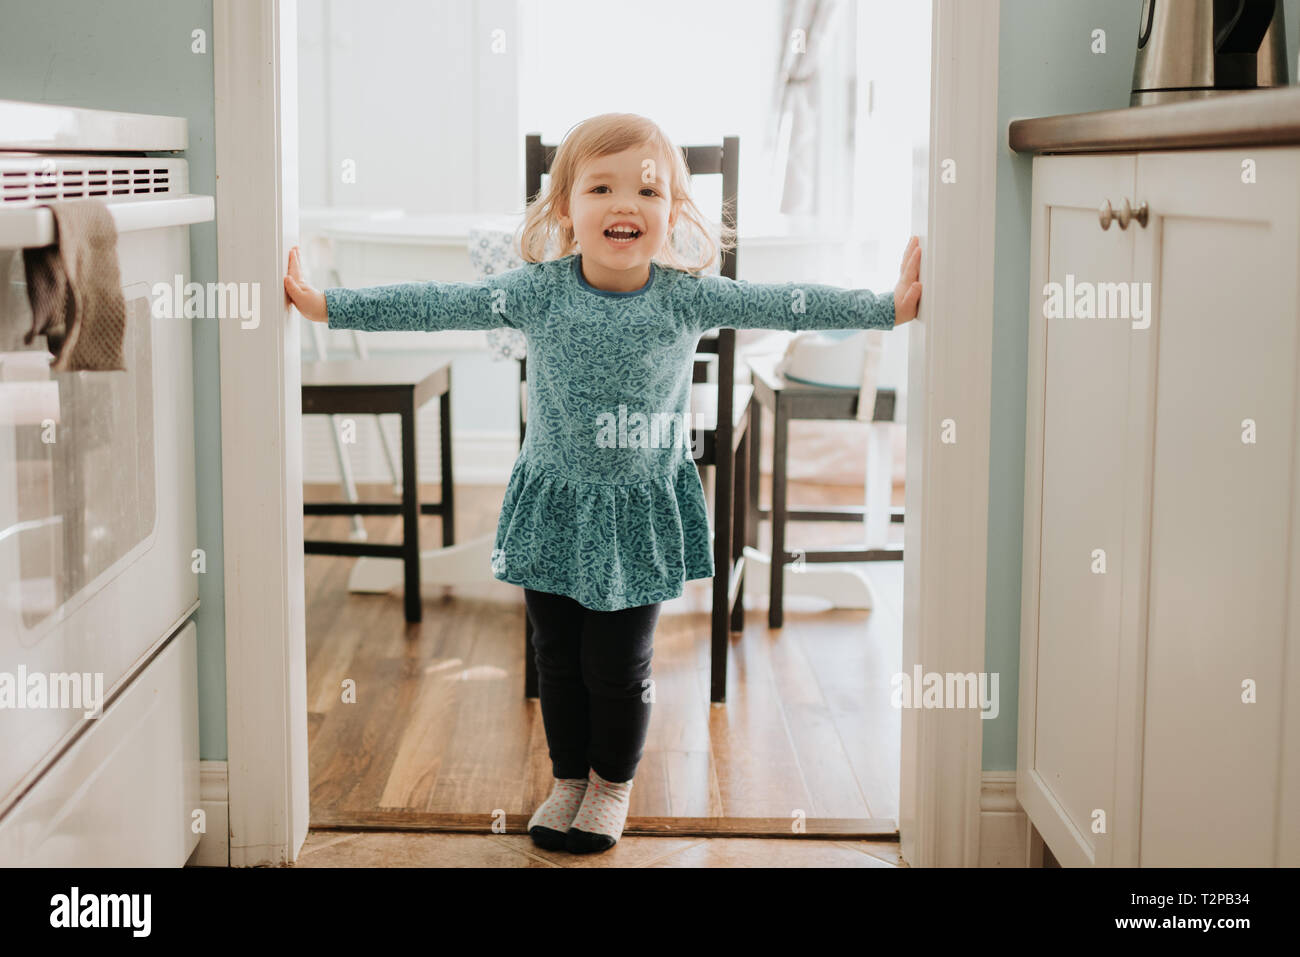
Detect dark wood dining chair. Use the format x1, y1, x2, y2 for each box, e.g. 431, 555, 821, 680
302, 357, 456, 623
745, 352, 903, 628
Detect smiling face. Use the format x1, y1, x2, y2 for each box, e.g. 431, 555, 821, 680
559, 142, 678, 291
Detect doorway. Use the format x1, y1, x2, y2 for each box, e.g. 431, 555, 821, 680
215, 0, 997, 867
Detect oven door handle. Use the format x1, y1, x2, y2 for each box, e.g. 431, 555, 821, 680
0, 193, 214, 249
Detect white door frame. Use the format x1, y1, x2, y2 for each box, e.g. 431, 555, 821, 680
214, 0, 308, 868
214, 0, 1000, 867
899, 0, 1001, 868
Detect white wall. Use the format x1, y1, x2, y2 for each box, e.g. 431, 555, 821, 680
298, 0, 525, 481
299, 0, 520, 215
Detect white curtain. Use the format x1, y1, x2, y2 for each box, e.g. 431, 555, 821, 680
769, 0, 843, 217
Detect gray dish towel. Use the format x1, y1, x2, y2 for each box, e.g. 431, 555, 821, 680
22, 198, 127, 372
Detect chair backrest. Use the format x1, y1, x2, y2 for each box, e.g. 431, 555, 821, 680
521, 134, 742, 453
524, 134, 738, 281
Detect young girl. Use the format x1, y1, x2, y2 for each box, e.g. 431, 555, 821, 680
285, 113, 921, 855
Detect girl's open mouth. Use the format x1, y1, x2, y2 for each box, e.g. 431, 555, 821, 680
604, 227, 641, 245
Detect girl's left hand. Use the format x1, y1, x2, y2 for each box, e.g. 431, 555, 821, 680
894, 236, 922, 325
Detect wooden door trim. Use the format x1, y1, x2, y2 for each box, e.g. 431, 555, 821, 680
310, 809, 900, 840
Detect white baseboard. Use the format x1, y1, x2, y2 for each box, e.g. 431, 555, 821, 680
980, 771, 1029, 867
186, 761, 230, 867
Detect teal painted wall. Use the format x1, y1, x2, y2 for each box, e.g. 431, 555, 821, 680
0, 0, 227, 759
984, 0, 1300, 770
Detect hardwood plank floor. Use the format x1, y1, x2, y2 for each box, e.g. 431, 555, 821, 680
304, 471, 903, 832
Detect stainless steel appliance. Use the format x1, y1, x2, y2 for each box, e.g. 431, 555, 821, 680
1132, 0, 1289, 105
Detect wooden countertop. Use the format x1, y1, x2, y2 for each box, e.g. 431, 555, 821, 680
1008, 86, 1300, 155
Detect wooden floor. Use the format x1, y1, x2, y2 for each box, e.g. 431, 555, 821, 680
303, 469, 904, 852
287, 828, 904, 868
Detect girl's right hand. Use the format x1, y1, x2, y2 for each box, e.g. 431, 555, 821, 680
284, 246, 328, 323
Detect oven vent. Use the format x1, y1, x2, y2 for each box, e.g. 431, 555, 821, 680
0, 159, 177, 204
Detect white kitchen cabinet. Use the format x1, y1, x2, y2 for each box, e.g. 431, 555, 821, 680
1018, 146, 1300, 867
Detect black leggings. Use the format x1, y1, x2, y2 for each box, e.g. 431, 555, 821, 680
524, 588, 662, 784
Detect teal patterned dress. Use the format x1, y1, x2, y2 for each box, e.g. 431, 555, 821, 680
323, 253, 896, 611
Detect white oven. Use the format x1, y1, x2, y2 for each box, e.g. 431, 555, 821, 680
0, 100, 213, 865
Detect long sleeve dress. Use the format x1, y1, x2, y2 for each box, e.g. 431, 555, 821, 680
323, 252, 896, 611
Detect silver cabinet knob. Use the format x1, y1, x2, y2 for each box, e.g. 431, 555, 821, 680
1099, 200, 1114, 230
1135, 201, 1149, 228
1118, 198, 1134, 229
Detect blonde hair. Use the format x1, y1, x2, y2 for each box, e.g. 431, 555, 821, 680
515, 113, 736, 275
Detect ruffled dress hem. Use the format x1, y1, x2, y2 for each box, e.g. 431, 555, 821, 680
489, 453, 715, 612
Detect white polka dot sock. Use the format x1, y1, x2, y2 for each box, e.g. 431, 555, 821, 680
566, 768, 634, 853
527, 776, 589, 850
